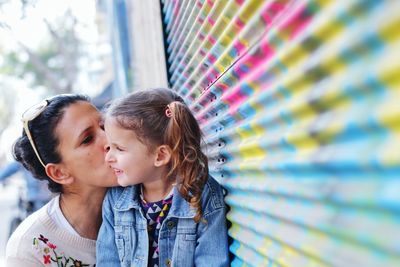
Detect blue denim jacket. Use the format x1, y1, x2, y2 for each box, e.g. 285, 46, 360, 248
96, 176, 229, 267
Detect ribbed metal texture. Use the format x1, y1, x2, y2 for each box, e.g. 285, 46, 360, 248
161, 0, 400, 266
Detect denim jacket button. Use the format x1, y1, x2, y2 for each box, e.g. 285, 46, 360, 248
167, 221, 175, 229
165, 259, 172, 266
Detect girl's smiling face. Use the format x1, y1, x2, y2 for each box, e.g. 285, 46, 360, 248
104, 117, 160, 187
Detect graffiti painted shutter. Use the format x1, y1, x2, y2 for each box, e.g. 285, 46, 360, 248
161, 1, 400, 266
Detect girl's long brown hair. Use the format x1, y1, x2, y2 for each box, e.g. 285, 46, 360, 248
106, 88, 208, 222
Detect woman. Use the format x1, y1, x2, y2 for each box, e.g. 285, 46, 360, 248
6, 94, 117, 266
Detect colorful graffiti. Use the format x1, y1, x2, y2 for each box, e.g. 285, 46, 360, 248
162, 0, 400, 266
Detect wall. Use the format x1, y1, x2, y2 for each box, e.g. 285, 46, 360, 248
126, 0, 169, 90
104, 0, 132, 96
105, 0, 169, 94
161, 0, 400, 266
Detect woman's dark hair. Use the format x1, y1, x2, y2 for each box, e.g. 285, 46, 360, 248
13, 94, 90, 193
106, 88, 208, 222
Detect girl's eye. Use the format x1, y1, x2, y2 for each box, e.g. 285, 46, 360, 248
116, 146, 124, 152
82, 135, 94, 145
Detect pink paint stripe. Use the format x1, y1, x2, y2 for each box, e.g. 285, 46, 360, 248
208, 17, 216, 26
261, 2, 288, 24
208, 35, 217, 45
279, 5, 313, 39
235, 17, 245, 30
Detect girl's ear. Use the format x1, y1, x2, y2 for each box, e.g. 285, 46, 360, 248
45, 163, 74, 185
154, 145, 172, 167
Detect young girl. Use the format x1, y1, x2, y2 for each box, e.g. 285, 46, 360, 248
96, 88, 229, 266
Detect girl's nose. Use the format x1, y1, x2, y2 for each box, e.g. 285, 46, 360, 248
104, 144, 110, 153
105, 149, 111, 162
104, 147, 115, 163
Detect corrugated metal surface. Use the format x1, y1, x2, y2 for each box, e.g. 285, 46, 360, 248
161, 0, 400, 266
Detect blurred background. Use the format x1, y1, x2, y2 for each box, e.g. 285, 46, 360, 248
1, 0, 400, 266
0, 0, 114, 264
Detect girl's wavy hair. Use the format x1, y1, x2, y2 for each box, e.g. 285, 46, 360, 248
106, 88, 208, 222
12, 94, 90, 193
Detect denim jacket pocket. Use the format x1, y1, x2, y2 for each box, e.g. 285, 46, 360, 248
116, 238, 125, 261
173, 228, 197, 267
185, 233, 197, 241
115, 225, 131, 264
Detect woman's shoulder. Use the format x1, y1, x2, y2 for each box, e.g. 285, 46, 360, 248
6, 196, 97, 266
201, 175, 227, 212
7, 201, 50, 243
6, 202, 52, 264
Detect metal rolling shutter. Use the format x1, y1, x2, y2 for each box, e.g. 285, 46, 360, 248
161, 1, 400, 266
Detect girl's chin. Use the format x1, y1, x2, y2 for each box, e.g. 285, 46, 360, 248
117, 178, 129, 187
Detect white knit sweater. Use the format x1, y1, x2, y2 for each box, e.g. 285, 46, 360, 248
6, 197, 96, 266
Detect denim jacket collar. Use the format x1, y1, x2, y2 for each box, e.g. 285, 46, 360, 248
113, 184, 196, 218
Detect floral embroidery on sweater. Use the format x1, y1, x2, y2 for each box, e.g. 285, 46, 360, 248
33, 234, 94, 267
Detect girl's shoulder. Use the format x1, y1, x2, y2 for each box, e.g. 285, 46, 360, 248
200, 175, 227, 212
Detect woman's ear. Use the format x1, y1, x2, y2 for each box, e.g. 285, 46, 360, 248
154, 145, 172, 167
45, 163, 74, 185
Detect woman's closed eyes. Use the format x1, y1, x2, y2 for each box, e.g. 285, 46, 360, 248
81, 134, 94, 145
